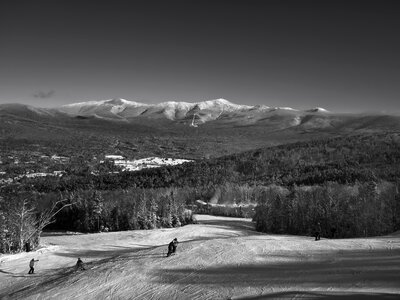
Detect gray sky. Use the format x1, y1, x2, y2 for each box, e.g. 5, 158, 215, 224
0, 0, 399, 113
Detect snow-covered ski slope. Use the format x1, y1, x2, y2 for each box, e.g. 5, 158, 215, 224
1, 215, 399, 299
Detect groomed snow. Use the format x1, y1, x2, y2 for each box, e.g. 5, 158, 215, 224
1, 215, 399, 299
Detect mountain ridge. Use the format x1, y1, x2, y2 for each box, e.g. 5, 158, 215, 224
1, 98, 400, 161
59, 98, 258, 122
1, 98, 400, 133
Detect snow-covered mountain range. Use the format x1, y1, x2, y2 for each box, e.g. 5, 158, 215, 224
57, 98, 329, 124
3, 98, 400, 134
1, 98, 400, 159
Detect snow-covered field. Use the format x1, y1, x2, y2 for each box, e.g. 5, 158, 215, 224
1, 215, 399, 299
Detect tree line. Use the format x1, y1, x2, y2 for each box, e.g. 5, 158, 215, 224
0, 187, 196, 253
253, 181, 400, 238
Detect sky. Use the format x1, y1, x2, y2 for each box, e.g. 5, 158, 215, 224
0, 0, 399, 113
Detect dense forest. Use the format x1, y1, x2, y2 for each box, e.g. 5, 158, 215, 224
1, 132, 400, 253
3, 132, 399, 193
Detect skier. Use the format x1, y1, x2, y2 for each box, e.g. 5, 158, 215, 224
314, 222, 322, 241
76, 257, 85, 270
166, 238, 178, 257
28, 258, 39, 274
330, 227, 336, 239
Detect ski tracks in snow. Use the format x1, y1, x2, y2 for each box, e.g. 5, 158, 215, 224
2, 215, 400, 299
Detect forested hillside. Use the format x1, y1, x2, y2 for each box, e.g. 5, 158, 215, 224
2, 132, 400, 253
7, 132, 399, 193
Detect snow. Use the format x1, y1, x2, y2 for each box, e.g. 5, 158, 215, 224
154, 99, 252, 120
314, 107, 329, 112
252, 104, 270, 110
195, 98, 252, 111
155, 99, 252, 112
106, 99, 149, 115
63, 100, 109, 107
55, 98, 333, 116
59, 99, 149, 115
113, 157, 192, 171
60, 98, 255, 120
62, 99, 147, 109
62, 98, 253, 113
24, 172, 55, 178
110, 105, 125, 114
50, 155, 68, 162
307, 107, 330, 113
4, 171, 65, 182
103, 156, 192, 171
104, 155, 125, 160
104, 99, 147, 107
291, 116, 301, 126
156, 101, 194, 110
271, 107, 298, 111
1, 215, 399, 299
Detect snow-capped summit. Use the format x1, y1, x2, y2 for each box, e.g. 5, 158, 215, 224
155, 98, 251, 112
151, 98, 251, 120
59, 98, 148, 116
103, 98, 148, 107
156, 101, 192, 109
196, 98, 252, 111
61, 98, 147, 109
306, 107, 329, 113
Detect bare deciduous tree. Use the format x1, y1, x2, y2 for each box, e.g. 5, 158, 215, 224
1, 195, 73, 254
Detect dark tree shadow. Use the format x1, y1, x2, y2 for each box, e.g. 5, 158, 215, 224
233, 291, 400, 299
0, 266, 78, 299
150, 248, 400, 298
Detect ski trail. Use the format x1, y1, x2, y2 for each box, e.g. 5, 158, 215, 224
1, 215, 400, 299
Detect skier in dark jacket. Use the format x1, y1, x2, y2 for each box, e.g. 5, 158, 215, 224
76, 257, 85, 270
28, 258, 39, 274
314, 222, 322, 241
166, 238, 178, 257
